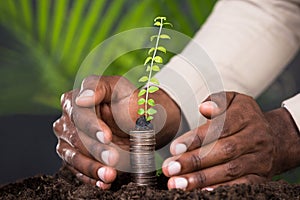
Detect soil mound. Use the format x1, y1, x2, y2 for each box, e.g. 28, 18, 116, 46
1, 166, 300, 199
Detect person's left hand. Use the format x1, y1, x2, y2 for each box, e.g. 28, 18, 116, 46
162, 92, 280, 191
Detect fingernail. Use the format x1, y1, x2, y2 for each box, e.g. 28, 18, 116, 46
96, 131, 105, 143
202, 187, 214, 191
96, 180, 103, 188
97, 167, 106, 182
168, 161, 181, 176
175, 143, 187, 155
78, 90, 94, 98
201, 101, 218, 109
101, 150, 110, 165
174, 177, 188, 189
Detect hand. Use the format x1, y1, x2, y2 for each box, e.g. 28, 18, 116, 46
162, 91, 300, 191
53, 75, 136, 189
53, 75, 181, 189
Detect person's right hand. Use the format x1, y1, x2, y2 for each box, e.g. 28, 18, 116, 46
53, 75, 181, 189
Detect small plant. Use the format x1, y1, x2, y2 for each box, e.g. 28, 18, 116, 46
136, 16, 172, 123
130, 16, 172, 187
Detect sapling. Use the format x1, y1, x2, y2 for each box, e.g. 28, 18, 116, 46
130, 16, 172, 187
136, 16, 172, 127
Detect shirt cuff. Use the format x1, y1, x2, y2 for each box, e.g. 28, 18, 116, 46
282, 93, 300, 132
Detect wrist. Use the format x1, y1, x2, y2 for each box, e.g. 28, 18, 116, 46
264, 107, 300, 174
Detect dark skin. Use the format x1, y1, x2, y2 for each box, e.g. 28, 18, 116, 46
163, 92, 300, 190
53, 75, 181, 189
53, 75, 300, 190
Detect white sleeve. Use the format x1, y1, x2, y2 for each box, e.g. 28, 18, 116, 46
282, 94, 300, 132
156, 0, 300, 129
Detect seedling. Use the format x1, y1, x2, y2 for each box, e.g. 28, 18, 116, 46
136, 16, 172, 124
130, 16, 172, 187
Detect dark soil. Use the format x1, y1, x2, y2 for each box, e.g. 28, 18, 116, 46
1, 166, 300, 200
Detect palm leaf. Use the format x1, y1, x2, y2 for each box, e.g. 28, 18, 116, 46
0, 0, 216, 114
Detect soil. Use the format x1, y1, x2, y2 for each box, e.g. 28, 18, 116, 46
1, 166, 300, 200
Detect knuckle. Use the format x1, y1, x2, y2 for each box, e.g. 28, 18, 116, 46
225, 160, 242, 177
233, 111, 247, 127
222, 140, 237, 160
82, 75, 99, 87
190, 153, 202, 170
60, 93, 66, 105
68, 131, 81, 147
193, 130, 203, 147
53, 118, 65, 137
191, 171, 206, 186
62, 148, 78, 165
56, 142, 63, 159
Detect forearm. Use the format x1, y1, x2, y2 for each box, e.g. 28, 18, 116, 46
264, 107, 300, 174
194, 0, 300, 97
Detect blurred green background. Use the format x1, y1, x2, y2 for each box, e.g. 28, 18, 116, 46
0, 0, 299, 184
0, 0, 216, 114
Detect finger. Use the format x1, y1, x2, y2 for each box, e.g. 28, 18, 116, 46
57, 88, 113, 144
72, 102, 113, 144
75, 75, 108, 107
71, 77, 114, 144
53, 114, 103, 159
164, 132, 254, 177
66, 164, 97, 185
53, 116, 64, 138
67, 164, 112, 189
75, 75, 134, 107
170, 103, 248, 156
166, 154, 264, 191
77, 129, 119, 167
200, 92, 236, 119
199, 101, 220, 118
56, 139, 117, 183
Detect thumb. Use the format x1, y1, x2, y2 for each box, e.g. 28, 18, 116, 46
199, 92, 237, 119
199, 101, 220, 119
75, 75, 109, 107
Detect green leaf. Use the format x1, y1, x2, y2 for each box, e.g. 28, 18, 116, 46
148, 47, 155, 55
147, 108, 157, 115
147, 99, 155, 106
154, 56, 163, 63
146, 65, 151, 72
138, 108, 145, 115
138, 76, 148, 82
152, 65, 160, 72
146, 116, 154, 121
157, 46, 166, 53
148, 46, 166, 55
150, 77, 159, 85
150, 35, 157, 41
154, 21, 161, 26
163, 22, 173, 27
148, 86, 159, 93
160, 34, 171, 39
138, 98, 146, 105
154, 16, 166, 22
144, 56, 152, 65
138, 89, 146, 97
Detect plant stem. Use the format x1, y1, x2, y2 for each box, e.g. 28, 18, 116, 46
145, 18, 163, 118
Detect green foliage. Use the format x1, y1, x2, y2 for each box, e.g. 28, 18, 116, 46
137, 16, 172, 121
0, 0, 217, 115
